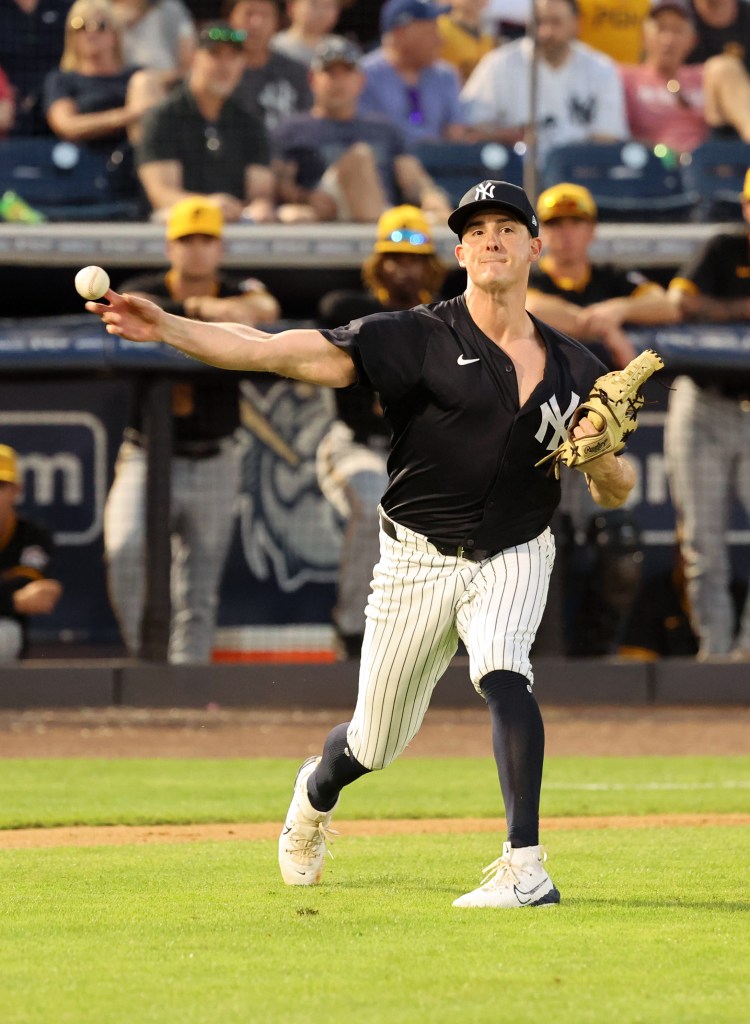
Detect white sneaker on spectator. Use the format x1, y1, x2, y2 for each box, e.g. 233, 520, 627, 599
278, 756, 338, 886
453, 842, 560, 908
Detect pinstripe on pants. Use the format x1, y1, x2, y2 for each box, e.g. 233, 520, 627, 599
346, 508, 555, 770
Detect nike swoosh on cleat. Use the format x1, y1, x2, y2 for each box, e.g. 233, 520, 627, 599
457, 354, 480, 365
513, 879, 549, 905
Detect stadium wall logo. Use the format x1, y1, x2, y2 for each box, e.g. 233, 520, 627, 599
237, 379, 343, 590
0, 410, 107, 545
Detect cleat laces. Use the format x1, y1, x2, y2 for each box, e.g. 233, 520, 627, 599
479, 845, 548, 890
286, 820, 339, 864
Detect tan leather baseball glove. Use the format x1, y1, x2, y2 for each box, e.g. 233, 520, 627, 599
536, 349, 665, 478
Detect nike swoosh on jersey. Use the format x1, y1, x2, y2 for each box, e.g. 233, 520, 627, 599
457, 354, 480, 365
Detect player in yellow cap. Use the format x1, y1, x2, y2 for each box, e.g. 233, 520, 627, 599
0, 445, 63, 660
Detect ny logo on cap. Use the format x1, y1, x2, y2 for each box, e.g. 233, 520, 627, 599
474, 181, 496, 201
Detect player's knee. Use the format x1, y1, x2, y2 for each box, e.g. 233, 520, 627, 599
480, 669, 533, 702
346, 742, 393, 773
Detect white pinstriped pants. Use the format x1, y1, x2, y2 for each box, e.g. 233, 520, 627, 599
347, 508, 555, 770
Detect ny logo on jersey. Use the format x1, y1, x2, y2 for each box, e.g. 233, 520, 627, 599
535, 393, 580, 451
474, 181, 496, 201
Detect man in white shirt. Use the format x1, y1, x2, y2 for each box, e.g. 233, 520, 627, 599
461, 0, 629, 163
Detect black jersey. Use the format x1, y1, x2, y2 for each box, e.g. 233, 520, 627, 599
322, 295, 606, 551
528, 260, 656, 306
0, 515, 54, 652
117, 270, 250, 449
670, 232, 750, 393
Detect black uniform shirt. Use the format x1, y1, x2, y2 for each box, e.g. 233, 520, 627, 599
0, 516, 54, 656
322, 295, 606, 551
670, 232, 750, 393
117, 270, 249, 446
529, 260, 656, 306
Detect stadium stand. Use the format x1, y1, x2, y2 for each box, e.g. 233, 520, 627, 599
682, 138, 750, 222
541, 140, 700, 222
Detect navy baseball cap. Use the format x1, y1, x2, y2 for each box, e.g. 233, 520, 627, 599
380, 0, 450, 33
448, 180, 539, 238
311, 37, 363, 71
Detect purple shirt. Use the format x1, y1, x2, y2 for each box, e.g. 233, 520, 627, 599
358, 50, 466, 144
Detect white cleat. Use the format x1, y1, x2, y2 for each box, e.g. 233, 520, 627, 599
278, 756, 338, 886
452, 842, 561, 908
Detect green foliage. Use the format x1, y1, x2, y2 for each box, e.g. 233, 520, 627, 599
0, 828, 748, 1024
0, 756, 749, 828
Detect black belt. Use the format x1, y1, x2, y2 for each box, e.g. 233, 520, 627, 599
379, 514, 497, 562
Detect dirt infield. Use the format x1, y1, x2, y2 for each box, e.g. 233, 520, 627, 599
1, 704, 748, 758
1, 704, 747, 849
2, 813, 749, 850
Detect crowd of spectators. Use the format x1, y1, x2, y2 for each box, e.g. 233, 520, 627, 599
4, 0, 750, 664
3, 0, 750, 224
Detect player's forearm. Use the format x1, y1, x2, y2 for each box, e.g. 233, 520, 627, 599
159, 316, 355, 386
159, 313, 276, 370
620, 291, 681, 325
584, 454, 636, 509
525, 293, 583, 336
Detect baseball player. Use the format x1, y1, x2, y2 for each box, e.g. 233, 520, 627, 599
0, 444, 63, 660
85, 179, 636, 908
105, 196, 280, 664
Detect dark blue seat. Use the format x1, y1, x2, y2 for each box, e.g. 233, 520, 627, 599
682, 139, 750, 221
0, 137, 142, 221
541, 141, 699, 222
414, 141, 525, 206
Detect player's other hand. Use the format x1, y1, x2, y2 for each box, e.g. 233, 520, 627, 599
85, 290, 165, 343
13, 578, 63, 615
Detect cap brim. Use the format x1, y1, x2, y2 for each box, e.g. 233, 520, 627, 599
448, 199, 535, 238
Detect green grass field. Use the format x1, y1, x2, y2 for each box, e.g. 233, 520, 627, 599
1, 757, 748, 1023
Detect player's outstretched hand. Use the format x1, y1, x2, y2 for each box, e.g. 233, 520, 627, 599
85, 289, 166, 343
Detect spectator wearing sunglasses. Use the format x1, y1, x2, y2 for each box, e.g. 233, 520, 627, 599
358, 0, 470, 145
44, 0, 165, 147
271, 37, 453, 223
315, 205, 448, 658
619, 0, 708, 155
136, 21, 277, 223
42, 0, 165, 205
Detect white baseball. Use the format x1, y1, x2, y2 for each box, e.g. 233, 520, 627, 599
74, 265, 110, 300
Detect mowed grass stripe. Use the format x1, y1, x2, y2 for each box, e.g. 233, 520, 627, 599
1, 756, 749, 829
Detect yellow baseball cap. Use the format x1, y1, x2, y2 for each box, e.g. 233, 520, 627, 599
166, 197, 224, 240
374, 205, 435, 254
743, 168, 750, 199
537, 183, 598, 223
0, 444, 19, 484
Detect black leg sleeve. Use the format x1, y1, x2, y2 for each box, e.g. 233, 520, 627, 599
307, 722, 371, 812
480, 669, 545, 848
